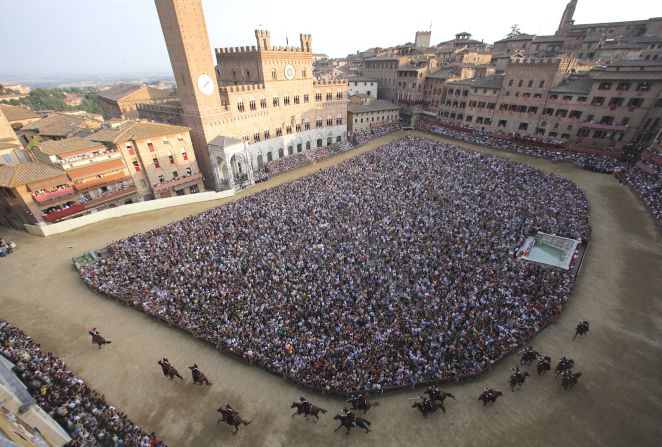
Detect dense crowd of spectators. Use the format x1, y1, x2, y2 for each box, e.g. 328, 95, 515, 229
79, 136, 589, 393
264, 141, 354, 176
623, 164, 662, 225
0, 320, 165, 446
415, 117, 625, 174
353, 122, 401, 145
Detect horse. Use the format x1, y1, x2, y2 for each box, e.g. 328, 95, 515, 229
537, 356, 552, 375
561, 372, 582, 390
217, 407, 252, 434
291, 401, 327, 420
425, 388, 455, 409
412, 400, 441, 418
347, 395, 379, 414
555, 358, 575, 378
573, 321, 590, 340
157, 360, 183, 380
508, 371, 530, 391
478, 390, 503, 406
520, 348, 540, 365
189, 364, 211, 385
89, 331, 111, 349
333, 413, 371, 434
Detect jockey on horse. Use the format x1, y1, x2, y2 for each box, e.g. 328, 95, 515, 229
159, 357, 172, 376
88, 327, 111, 349
574, 320, 590, 340
299, 396, 311, 414
189, 363, 211, 385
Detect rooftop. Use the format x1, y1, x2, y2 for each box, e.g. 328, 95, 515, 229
22, 113, 98, 137
0, 104, 41, 121
495, 34, 535, 43
550, 78, 594, 94
36, 137, 104, 156
0, 161, 66, 188
348, 99, 399, 113
89, 121, 190, 143
208, 135, 244, 148
448, 74, 505, 89
97, 84, 142, 100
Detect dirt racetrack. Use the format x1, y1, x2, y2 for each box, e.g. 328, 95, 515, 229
1, 131, 661, 447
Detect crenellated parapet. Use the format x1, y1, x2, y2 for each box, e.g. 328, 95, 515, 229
219, 83, 267, 94
313, 79, 348, 86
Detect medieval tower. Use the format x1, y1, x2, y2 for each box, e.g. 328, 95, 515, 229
154, 0, 226, 188
555, 0, 578, 36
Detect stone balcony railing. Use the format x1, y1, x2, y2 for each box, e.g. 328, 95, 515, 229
580, 122, 629, 131
153, 173, 202, 193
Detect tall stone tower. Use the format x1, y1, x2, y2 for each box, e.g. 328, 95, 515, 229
556, 0, 578, 36
154, 0, 226, 189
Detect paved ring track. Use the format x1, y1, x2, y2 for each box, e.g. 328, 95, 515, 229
0, 131, 661, 447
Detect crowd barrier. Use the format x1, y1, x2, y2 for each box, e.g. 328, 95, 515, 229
25, 190, 235, 237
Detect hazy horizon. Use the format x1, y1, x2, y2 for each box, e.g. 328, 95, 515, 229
1, 0, 660, 80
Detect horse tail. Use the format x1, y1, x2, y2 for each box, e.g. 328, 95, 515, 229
319, 408, 327, 414
244, 420, 253, 426
372, 402, 380, 407
363, 419, 371, 426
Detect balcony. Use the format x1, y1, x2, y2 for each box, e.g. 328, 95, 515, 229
62, 151, 122, 170
580, 122, 629, 131
43, 204, 86, 222
74, 172, 131, 192
33, 186, 75, 203
153, 173, 203, 193
83, 186, 138, 209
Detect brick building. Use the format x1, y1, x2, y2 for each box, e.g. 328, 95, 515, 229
152, 0, 348, 191
97, 84, 172, 120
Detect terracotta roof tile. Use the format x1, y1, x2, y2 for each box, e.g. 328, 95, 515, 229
0, 162, 66, 187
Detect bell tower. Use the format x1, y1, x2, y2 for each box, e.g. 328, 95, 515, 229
556, 0, 578, 36
154, 0, 225, 188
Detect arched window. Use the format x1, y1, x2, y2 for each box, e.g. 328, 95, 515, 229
264, 128, 270, 139
236, 97, 244, 112
278, 147, 284, 158
303, 92, 310, 103
336, 135, 342, 143
267, 151, 273, 162
275, 126, 283, 137
273, 96, 280, 107
283, 93, 290, 106
302, 68, 307, 78
260, 96, 267, 108
306, 140, 311, 150
315, 91, 322, 102
286, 124, 292, 134
316, 116, 323, 128
253, 130, 260, 142
336, 114, 342, 125
271, 69, 277, 80
326, 115, 333, 126
294, 93, 300, 104
295, 123, 302, 132
326, 91, 333, 101
304, 119, 310, 130
336, 90, 343, 100
249, 98, 256, 111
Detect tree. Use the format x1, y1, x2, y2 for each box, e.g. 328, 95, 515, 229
507, 24, 523, 39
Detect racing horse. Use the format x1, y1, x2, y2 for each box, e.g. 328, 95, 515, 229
217, 406, 252, 434
333, 413, 371, 434
291, 401, 327, 420
158, 360, 184, 380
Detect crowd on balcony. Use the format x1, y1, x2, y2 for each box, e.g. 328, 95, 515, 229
353, 122, 401, 145
415, 117, 624, 174
0, 320, 166, 447
79, 136, 589, 393
264, 141, 355, 176
60, 148, 119, 166
31, 183, 73, 200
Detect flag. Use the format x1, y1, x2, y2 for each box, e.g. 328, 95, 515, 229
286, 34, 289, 45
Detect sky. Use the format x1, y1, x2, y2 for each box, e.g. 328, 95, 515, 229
1, 0, 661, 78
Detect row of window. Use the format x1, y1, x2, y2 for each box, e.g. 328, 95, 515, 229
597, 81, 650, 92
354, 114, 398, 124
236, 92, 343, 112
507, 79, 546, 89
244, 116, 343, 143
